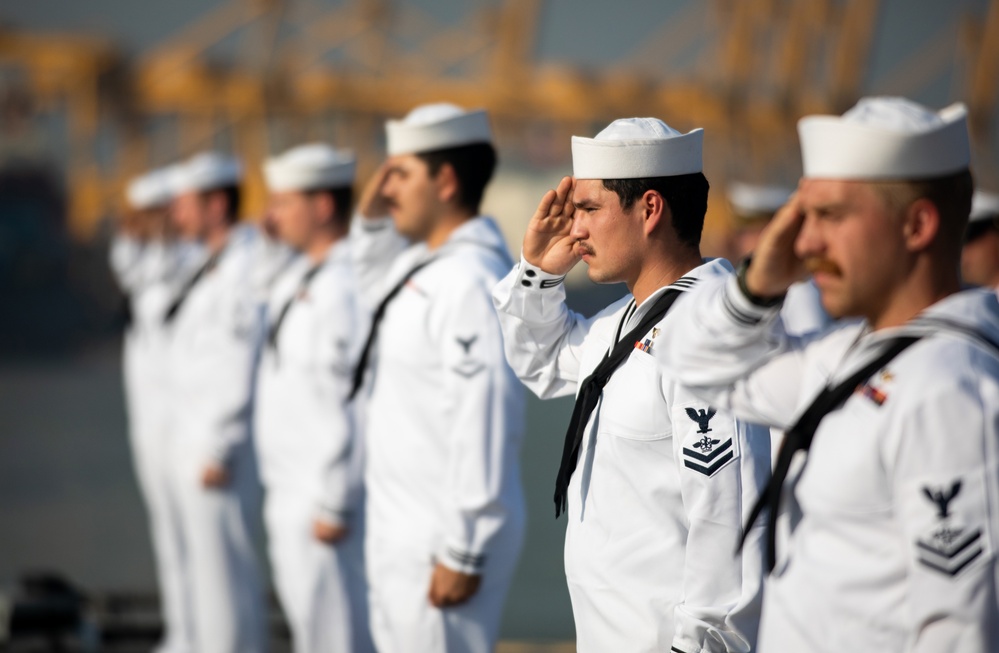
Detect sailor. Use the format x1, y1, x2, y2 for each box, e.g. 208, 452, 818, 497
164, 151, 270, 653
727, 181, 830, 337
255, 143, 373, 652
961, 190, 999, 289
111, 167, 200, 653
658, 97, 999, 651
351, 103, 526, 653
492, 118, 770, 652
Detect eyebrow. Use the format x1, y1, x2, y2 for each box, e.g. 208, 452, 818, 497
573, 197, 598, 210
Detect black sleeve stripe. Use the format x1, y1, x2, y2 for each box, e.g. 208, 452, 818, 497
721, 287, 763, 326
670, 647, 689, 653
539, 276, 566, 289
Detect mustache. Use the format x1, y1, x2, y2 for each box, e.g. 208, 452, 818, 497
574, 241, 594, 257
804, 258, 842, 276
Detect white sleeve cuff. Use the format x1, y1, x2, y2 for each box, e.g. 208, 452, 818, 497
516, 255, 567, 291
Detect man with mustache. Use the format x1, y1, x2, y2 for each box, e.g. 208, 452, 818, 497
350, 103, 526, 653
492, 117, 770, 652
658, 97, 999, 651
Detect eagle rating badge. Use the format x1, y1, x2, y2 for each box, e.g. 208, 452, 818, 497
915, 480, 984, 577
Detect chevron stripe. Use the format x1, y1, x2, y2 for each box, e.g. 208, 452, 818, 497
682, 438, 732, 463
684, 451, 735, 477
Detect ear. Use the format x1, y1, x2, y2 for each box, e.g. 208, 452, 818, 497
434, 162, 460, 205
902, 197, 940, 253
641, 189, 667, 237
311, 192, 336, 226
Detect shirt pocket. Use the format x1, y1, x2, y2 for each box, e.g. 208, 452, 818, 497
597, 349, 671, 441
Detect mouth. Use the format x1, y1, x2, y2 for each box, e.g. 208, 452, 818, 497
574, 242, 594, 259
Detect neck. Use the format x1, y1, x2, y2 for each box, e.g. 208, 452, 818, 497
630, 247, 703, 306
425, 207, 474, 250
204, 224, 230, 255
868, 260, 961, 330
305, 229, 342, 265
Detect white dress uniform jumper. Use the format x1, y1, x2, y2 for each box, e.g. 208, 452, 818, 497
493, 258, 769, 653
351, 215, 526, 653
254, 242, 374, 653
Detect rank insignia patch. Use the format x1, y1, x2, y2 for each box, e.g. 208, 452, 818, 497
915, 480, 984, 577
682, 435, 734, 477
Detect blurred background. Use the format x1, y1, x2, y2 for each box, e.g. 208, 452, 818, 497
1, 0, 998, 649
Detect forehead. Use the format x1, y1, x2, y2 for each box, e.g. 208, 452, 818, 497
572, 178, 619, 206
386, 153, 429, 174
797, 178, 882, 210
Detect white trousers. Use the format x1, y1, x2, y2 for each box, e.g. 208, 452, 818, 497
264, 491, 374, 653
123, 354, 192, 653
167, 439, 268, 653
366, 527, 522, 653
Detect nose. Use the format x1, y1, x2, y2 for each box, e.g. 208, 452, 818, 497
794, 212, 823, 260
568, 211, 587, 241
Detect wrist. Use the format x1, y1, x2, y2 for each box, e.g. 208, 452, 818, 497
737, 256, 785, 307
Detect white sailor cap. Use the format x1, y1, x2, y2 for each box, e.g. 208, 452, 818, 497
170, 151, 244, 194
263, 143, 356, 193
798, 97, 970, 180
727, 181, 793, 218
970, 190, 999, 223
126, 166, 175, 210
571, 117, 703, 180
386, 103, 493, 156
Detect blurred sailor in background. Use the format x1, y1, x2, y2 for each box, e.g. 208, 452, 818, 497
961, 190, 999, 289
351, 103, 526, 653
111, 167, 202, 653
165, 152, 272, 653
727, 181, 830, 337
255, 143, 374, 652
492, 118, 769, 653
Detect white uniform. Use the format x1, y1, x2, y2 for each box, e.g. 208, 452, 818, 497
254, 242, 373, 653
165, 225, 276, 653
657, 275, 999, 652
352, 216, 526, 653
111, 235, 204, 653
493, 257, 769, 653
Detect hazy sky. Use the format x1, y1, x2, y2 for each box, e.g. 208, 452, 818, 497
1, 0, 993, 109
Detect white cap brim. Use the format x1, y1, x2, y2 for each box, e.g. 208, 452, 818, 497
727, 182, 792, 217
171, 152, 244, 194
126, 167, 174, 210
970, 191, 999, 223
263, 144, 356, 192
798, 102, 970, 180
386, 108, 492, 156
571, 128, 703, 179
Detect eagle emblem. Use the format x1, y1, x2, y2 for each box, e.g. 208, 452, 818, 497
923, 481, 962, 520
685, 407, 717, 434
456, 335, 478, 355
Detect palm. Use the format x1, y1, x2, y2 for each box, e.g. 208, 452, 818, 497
523, 176, 580, 276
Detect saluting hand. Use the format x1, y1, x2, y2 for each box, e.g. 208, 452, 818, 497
358, 161, 393, 219
313, 519, 348, 544
428, 562, 481, 609
523, 176, 580, 276
745, 193, 810, 299
201, 463, 229, 489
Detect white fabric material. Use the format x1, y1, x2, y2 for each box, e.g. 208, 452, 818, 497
264, 143, 356, 192
658, 277, 999, 652
164, 226, 278, 653
386, 103, 492, 156
171, 151, 243, 194
127, 167, 176, 210
254, 242, 374, 652
493, 257, 768, 653
970, 190, 999, 223
110, 237, 206, 653
727, 182, 792, 218
351, 215, 525, 653
798, 97, 970, 180
571, 117, 703, 179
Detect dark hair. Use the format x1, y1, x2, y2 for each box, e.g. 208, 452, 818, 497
602, 172, 710, 250
202, 185, 242, 223
306, 186, 354, 226
416, 142, 497, 214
